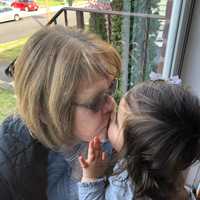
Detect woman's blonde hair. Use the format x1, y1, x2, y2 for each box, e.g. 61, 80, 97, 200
14, 25, 121, 150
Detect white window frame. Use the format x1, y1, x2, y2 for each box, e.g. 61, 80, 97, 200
163, 0, 196, 78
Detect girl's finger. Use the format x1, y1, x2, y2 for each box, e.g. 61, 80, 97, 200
94, 137, 102, 158
79, 155, 89, 169
88, 140, 95, 162
102, 152, 107, 161
94, 136, 101, 150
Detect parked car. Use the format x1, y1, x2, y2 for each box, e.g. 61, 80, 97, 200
11, 0, 38, 11
0, 6, 21, 23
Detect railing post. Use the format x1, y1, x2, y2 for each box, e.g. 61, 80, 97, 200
76, 11, 84, 29
64, 9, 68, 26
107, 14, 112, 43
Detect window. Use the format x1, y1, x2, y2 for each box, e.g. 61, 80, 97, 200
108, 0, 175, 90
113, 0, 195, 90
4, 7, 12, 11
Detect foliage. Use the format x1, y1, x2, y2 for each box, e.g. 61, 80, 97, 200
110, 0, 123, 54
109, 0, 124, 99
114, 75, 124, 104
128, 0, 160, 88
67, 0, 74, 6
89, 13, 107, 40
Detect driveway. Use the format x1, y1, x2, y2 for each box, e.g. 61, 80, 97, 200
0, 4, 89, 86
0, 4, 88, 44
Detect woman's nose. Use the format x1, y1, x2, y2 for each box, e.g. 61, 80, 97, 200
102, 96, 116, 114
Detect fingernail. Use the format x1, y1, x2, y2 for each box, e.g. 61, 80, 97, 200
95, 136, 99, 141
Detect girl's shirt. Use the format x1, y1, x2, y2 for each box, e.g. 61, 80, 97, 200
78, 162, 134, 200
78, 162, 196, 200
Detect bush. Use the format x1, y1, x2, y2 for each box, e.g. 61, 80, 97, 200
88, 0, 111, 40
89, 13, 107, 41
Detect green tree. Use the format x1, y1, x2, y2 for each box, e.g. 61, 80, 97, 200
89, 13, 107, 40
110, 0, 123, 54
67, 0, 74, 6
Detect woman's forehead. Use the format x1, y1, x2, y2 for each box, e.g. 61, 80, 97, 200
76, 77, 111, 102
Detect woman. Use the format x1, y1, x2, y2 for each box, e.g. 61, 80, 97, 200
0, 25, 121, 200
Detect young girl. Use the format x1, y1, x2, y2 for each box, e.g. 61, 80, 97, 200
78, 81, 200, 200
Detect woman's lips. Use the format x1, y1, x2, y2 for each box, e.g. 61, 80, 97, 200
96, 124, 109, 140
97, 120, 111, 140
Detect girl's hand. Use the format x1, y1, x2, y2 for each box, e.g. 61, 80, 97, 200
79, 136, 108, 182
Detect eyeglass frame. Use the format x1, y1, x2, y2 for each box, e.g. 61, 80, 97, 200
72, 78, 118, 113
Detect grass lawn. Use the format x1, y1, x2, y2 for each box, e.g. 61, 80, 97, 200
37, 0, 87, 7
0, 37, 29, 61
37, 0, 64, 7
73, 0, 87, 6
0, 89, 16, 122
0, 0, 87, 61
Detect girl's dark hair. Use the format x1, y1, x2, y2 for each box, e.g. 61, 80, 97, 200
123, 81, 200, 200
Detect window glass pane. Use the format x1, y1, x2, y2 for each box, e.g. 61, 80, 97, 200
120, 0, 172, 89
87, 0, 174, 90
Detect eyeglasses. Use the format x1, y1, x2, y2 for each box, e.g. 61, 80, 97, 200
5, 58, 16, 78
73, 79, 118, 113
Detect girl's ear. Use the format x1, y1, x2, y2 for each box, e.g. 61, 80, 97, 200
110, 107, 117, 122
